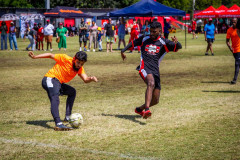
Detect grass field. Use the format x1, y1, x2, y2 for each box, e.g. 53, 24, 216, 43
0, 31, 239, 160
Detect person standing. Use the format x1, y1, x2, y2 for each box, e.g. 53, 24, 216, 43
88, 21, 98, 52
226, 18, 240, 84
104, 18, 116, 52
56, 23, 68, 51
117, 17, 126, 50
164, 18, 171, 39
0, 21, 8, 50
44, 20, 54, 51
120, 22, 182, 119
204, 18, 215, 56
26, 27, 37, 51
78, 18, 88, 51
33, 23, 39, 50
9, 22, 18, 51
192, 19, 197, 39
28, 51, 98, 131
129, 19, 140, 53
97, 27, 103, 51
142, 20, 150, 36
37, 23, 44, 51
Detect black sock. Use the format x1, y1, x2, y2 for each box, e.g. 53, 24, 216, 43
145, 107, 149, 111
136, 107, 143, 112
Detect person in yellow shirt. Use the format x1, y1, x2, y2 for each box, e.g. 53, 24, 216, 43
28, 51, 98, 131
226, 18, 240, 84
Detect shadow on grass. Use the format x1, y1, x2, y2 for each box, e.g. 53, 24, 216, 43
202, 90, 240, 93
201, 81, 230, 84
26, 120, 54, 129
102, 114, 146, 125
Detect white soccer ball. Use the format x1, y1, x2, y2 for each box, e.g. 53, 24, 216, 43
69, 113, 83, 128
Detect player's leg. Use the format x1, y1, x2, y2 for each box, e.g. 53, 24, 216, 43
42, 77, 72, 130
205, 40, 210, 55
60, 83, 76, 121
232, 53, 240, 84
209, 41, 213, 55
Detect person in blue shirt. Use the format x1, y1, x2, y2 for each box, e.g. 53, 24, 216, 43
164, 18, 171, 39
97, 27, 103, 51
142, 20, 150, 36
117, 17, 126, 50
204, 18, 215, 56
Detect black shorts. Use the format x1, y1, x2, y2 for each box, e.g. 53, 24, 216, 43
79, 35, 87, 42
207, 38, 214, 43
137, 65, 161, 90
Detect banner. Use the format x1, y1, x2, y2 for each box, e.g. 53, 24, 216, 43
183, 14, 190, 20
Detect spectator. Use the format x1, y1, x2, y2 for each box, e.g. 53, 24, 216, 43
104, 18, 116, 52
117, 17, 126, 50
88, 21, 98, 52
71, 26, 76, 36
129, 19, 140, 53
97, 27, 103, 51
0, 21, 8, 50
44, 19, 54, 51
204, 18, 215, 56
56, 23, 68, 51
192, 19, 197, 39
164, 18, 171, 39
26, 27, 37, 51
137, 19, 143, 35
142, 20, 150, 36
226, 18, 240, 84
33, 23, 39, 50
37, 23, 44, 51
78, 18, 88, 51
196, 19, 203, 34
9, 21, 18, 51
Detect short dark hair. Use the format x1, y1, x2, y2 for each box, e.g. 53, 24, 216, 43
75, 51, 87, 62
150, 21, 162, 29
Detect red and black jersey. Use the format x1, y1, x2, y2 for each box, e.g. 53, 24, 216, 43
122, 35, 182, 76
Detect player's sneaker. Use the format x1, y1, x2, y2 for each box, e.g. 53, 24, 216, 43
63, 117, 70, 122
135, 108, 144, 116
54, 123, 73, 131
230, 80, 236, 84
143, 110, 152, 119
205, 52, 209, 56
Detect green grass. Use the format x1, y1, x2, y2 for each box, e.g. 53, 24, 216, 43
0, 31, 239, 160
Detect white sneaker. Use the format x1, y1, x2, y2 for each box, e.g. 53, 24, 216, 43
50, 49, 53, 51
196, 36, 198, 39
87, 49, 90, 52
93, 49, 95, 52
79, 47, 82, 51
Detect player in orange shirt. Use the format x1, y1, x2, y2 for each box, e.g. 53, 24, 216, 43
226, 18, 240, 84
28, 51, 98, 131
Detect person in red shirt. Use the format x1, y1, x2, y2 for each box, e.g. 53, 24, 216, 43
192, 19, 198, 39
37, 23, 44, 50
129, 19, 140, 53
226, 18, 240, 84
28, 51, 98, 131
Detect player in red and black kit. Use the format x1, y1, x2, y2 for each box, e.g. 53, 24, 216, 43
121, 21, 182, 119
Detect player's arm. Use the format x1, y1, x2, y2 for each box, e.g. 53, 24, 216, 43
226, 38, 233, 53
28, 51, 55, 59
79, 73, 98, 83
120, 35, 144, 61
165, 36, 182, 52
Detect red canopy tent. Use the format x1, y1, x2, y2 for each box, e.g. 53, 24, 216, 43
216, 5, 228, 15
194, 6, 217, 18
219, 4, 240, 18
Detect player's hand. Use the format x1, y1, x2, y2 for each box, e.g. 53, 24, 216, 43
28, 51, 36, 59
121, 51, 126, 61
91, 76, 98, 82
171, 36, 178, 44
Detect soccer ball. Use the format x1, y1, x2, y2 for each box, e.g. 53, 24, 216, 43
69, 113, 83, 128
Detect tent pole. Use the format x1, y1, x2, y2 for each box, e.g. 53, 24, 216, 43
185, 16, 187, 49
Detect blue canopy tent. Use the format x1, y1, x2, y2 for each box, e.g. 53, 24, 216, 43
108, 0, 187, 48
109, 0, 185, 17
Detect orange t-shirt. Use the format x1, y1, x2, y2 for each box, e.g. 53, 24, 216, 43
45, 54, 85, 83
226, 27, 240, 53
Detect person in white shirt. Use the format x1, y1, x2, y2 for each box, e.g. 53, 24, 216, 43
44, 19, 54, 51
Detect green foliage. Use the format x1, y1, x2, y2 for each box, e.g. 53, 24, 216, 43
0, 0, 239, 13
